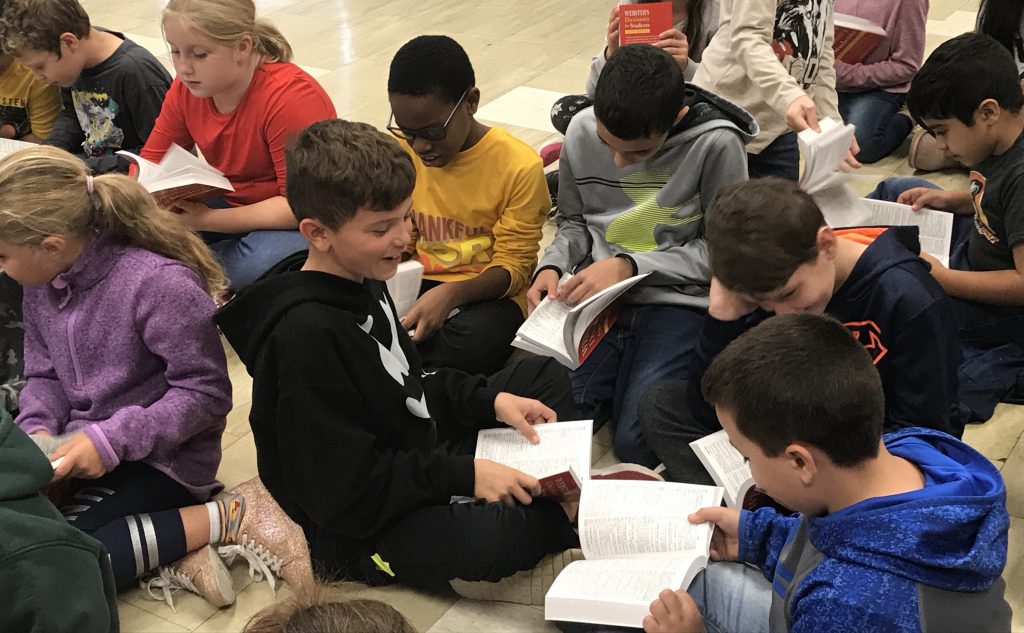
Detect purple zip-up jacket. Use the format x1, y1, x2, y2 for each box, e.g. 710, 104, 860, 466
15, 233, 232, 498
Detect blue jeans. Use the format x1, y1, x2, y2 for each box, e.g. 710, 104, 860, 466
868, 177, 1024, 420
572, 304, 705, 467
204, 230, 309, 290
747, 131, 799, 181
839, 90, 913, 164
556, 562, 773, 633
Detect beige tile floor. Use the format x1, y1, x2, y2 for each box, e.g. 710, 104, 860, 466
69, 0, 1024, 629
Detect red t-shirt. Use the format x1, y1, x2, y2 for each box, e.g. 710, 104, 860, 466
141, 62, 336, 206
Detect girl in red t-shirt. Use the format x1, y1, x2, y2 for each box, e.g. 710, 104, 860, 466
142, 0, 337, 289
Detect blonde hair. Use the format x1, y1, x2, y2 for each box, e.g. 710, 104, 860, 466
243, 583, 416, 633
163, 0, 292, 63
0, 146, 227, 297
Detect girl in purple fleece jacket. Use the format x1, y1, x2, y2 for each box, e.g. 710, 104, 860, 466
0, 146, 303, 609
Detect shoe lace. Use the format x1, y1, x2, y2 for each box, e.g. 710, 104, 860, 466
142, 566, 196, 613
218, 533, 283, 593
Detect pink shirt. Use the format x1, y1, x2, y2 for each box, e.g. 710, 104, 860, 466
835, 0, 929, 93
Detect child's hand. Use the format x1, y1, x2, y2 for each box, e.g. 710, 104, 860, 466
643, 588, 706, 633
474, 459, 541, 506
605, 5, 621, 57
654, 29, 690, 72
786, 95, 820, 133
843, 137, 863, 170
172, 200, 216, 231
403, 283, 458, 343
50, 433, 107, 481
527, 269, 561, 314
557, 257, 632, 305
494, 392, 557, 444
918, 251, 950, 286
689, 507, 741, 561
708, 277, 758, 321
896, 187, 959, 212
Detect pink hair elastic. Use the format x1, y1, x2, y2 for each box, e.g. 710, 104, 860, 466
86, 175, 94, 194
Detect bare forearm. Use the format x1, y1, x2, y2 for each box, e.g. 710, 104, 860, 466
201, 196, 298, 233
939, 268, 1024, 304
946, 190, 976, 215
445, 267, 513, 307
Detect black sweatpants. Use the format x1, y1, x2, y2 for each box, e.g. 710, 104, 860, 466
415, 279, 524, 376
638, 380, 719, 486
330, 356, 581, 586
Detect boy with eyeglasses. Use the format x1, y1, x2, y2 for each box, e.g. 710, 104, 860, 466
386, 35, 550, 376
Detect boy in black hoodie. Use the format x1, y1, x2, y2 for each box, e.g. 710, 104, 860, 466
640, 178, 966, 484
215, 119, 580, 591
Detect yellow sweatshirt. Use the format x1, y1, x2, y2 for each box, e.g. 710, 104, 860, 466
402, 127, 549, 314
0, 60, 61, 139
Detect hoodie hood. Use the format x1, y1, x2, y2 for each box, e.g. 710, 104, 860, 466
0, 410, 53, 502
215, 251, 382, 371
809, 427, 1009, 591
833, 226, 924, 298
666, 84, 759, 147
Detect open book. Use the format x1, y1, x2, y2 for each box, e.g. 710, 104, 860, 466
474, 419, 592, 502
545, 480, 724, 627
851, 198, 953, 266
798, 118, 876, 228
512, 273, 649, 369
689, 430, 755, 508
117, 144, 233, 208
0, 137, 36, 158
833, 14, 886, 64
385, 260, 424, 319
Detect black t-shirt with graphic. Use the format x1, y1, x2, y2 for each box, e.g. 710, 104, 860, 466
967, 129, 1024, 271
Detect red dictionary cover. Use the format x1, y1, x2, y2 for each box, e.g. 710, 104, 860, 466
539, 469, 583, 503
619, 2, 673, 46
577, 302, 622, 365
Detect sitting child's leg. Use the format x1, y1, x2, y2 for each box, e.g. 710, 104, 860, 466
638, 380, 718, 485
60, 461, 240, 590
370, 496, 579, 585
866, 176, 940, 202
417, 288, 524, 375
206, 230, 310, 290
611, 305, 705, 467
838, 91, 913, 164
550, 95, 595, 136
688, 563, 772, 633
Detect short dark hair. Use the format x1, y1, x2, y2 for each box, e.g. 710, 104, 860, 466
702, 313, 884, 467
594, 44, 686, 140
387, 35, 475, 104
286, 120, 415, 229
907, 32, 1024, 128
0, 0, 90, 57
707, 178, 823, 295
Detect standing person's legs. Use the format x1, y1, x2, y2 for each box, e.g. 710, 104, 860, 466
746, 132, 799, 181
60, 462, 208, 589
839, 90, 913, 164
688, 563, 773, 633
638, 380, 719, 484
205, 230, 310, 290
865, 176, 940, 202
369, 498, 579, 585
415, 280, 525, 375
611, 305, 706, 467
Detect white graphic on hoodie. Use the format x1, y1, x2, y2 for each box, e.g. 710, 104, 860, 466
358, 296, 430, 419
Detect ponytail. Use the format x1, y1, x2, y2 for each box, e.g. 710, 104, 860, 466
252, 19, 292, 63
0, 146, 226, 298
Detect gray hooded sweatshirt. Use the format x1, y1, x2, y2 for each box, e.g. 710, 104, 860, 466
538, 85, 758, 308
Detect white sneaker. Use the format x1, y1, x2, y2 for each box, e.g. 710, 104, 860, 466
449, 549, 585, 606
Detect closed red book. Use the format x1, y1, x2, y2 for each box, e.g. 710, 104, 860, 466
833, 13, 886, 64
619, 1, 673, 46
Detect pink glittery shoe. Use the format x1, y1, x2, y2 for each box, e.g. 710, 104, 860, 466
217, 477, 315, 594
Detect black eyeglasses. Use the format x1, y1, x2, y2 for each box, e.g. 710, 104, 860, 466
387, 90, 467, 142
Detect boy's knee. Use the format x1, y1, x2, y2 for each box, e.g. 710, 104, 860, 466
637, 380, 688, 438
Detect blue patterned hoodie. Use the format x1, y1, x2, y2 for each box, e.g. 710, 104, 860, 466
740, 427, 1011, 633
